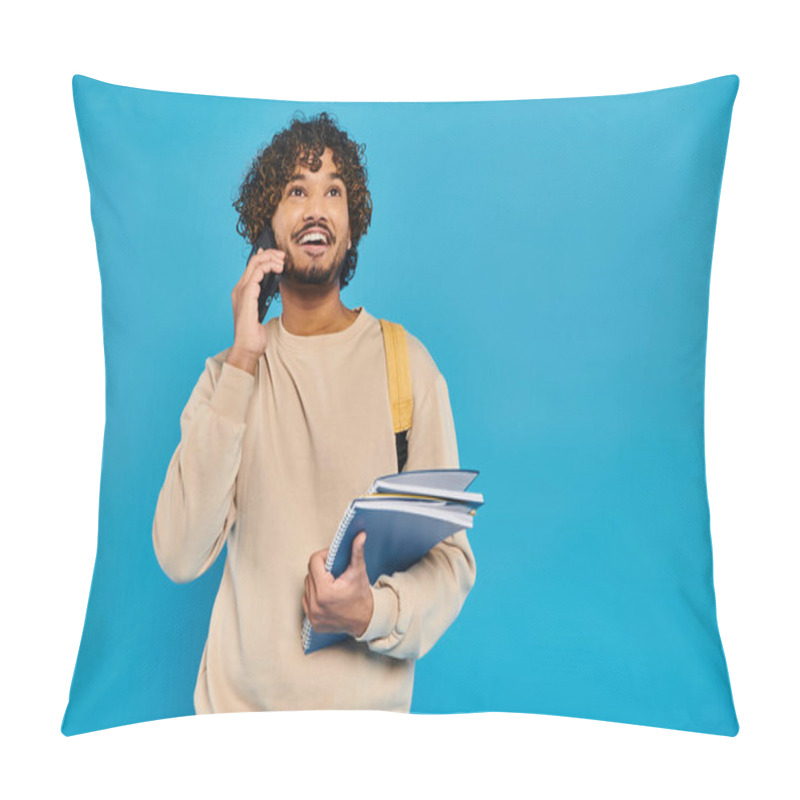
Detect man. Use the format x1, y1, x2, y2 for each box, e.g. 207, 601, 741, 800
152, 112, 476, 714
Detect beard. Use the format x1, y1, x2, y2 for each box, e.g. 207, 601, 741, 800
282, 243, 348, 287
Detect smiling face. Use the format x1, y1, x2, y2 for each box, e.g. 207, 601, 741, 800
270, 147, 353, 288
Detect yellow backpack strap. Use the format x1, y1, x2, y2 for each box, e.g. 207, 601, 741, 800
379, 319, 413, 471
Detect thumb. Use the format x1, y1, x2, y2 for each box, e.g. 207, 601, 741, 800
348, 531, 367, 571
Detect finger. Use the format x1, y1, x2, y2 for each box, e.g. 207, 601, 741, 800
304, 573, 317, 606
240, 274, 271, 318
306, 572, 319, 610
241, 248, 285, 291
243, 267, 280, 307
347, 531, 367, 573
242, 253, 285, 294
308, 549, 324, 572
237, 249, 263, 290
307, 549, 329, 581
251, 250, 284, 268
248, 247, 286, 276
251, 263, 284, 296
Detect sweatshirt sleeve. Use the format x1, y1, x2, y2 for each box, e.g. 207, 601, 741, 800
152, 355, 256, 584
354, 371, 477, 659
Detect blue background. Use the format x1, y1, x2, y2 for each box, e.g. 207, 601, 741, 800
63, 74, 739, 736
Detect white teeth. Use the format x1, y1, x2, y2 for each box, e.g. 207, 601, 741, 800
299, 232, 328, 245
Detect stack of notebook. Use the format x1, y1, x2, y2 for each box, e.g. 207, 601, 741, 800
302, 468, 484, 654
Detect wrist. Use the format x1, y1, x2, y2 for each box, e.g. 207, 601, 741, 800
354, 585, 397, 643
350, 589, 374, 638
226, 346, 259, 375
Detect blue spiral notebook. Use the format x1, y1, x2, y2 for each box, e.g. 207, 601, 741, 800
302, 469, 483, 654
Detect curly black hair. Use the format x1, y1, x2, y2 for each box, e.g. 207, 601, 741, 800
233, 111, 373, 290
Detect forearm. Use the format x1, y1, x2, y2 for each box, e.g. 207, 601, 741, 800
152, 360, 254, 583
354, 529, 477, 659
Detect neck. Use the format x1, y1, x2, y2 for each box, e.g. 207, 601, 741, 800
278, 280, 359, 336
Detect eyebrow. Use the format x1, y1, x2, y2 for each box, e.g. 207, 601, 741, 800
286, 171, 345, 183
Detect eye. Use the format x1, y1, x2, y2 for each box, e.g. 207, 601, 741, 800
329, 187, 342, 197
289, 186, 304, 197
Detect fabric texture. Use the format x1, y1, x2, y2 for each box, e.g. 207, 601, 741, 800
152, 307, 476, 712
63, 74, 740, 736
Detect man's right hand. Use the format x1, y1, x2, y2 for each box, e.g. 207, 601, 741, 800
226, 246, 285, 375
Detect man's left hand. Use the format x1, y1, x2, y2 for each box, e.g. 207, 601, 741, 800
303, 531, 374, 638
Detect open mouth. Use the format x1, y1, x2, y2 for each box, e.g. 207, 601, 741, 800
297, 230, 331, 255
299, 242, 329, 255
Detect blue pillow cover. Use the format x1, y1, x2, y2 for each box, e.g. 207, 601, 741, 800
62, 74, 740, 736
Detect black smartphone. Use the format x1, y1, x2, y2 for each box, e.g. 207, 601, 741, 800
249, 223, 281, 323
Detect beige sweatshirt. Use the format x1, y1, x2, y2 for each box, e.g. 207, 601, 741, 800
152, 306, 476, 713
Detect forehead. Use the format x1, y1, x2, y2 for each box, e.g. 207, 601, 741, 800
287, 147, 344, 182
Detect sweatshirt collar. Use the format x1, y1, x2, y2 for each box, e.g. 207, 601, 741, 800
274, 306, 370, 351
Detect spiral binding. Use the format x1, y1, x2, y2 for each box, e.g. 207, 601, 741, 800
325, 504, 358, 571
301, 503, 359, 651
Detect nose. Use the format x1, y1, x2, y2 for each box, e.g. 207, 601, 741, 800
303, 191, 328, 222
